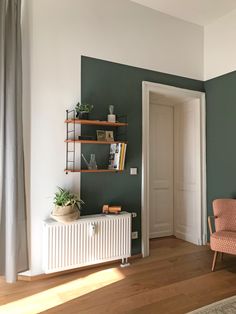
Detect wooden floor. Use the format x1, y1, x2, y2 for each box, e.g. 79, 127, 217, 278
1, 238, 236, 314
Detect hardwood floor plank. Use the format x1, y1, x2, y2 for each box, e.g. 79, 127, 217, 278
1, 238, 236, 314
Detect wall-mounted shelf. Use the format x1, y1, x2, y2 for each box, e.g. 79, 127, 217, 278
65, 110, 128, 173
65, 119, 127, 127
65, 169, 123, 173
65, 139, 127, 145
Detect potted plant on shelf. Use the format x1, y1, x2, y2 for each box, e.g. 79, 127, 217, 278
51, 187, 84, 223
75, 102, 93, 120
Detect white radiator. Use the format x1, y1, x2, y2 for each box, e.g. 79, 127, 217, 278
43, 212, 131, 273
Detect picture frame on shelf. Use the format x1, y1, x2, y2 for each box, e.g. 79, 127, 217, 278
96, 130, 114, 142
96, 130, 106, 141
105, 131, 114, 142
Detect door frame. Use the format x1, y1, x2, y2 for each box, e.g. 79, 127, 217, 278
141, 81, 207, 257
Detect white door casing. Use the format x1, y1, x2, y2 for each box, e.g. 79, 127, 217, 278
142, 82, 206, 257
149, 103, 174, 238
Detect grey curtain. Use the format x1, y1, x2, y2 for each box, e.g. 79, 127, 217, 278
0, 0, 28, 283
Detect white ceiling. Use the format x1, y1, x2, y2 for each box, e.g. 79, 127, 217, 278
131, 0, 236, 26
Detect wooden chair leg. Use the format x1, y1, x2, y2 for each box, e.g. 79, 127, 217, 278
212, 251, 218, 271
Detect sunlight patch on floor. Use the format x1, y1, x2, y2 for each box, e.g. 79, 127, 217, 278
0, 267, 125, 314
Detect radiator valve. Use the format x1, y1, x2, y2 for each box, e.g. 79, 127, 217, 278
89, 222, 96, 236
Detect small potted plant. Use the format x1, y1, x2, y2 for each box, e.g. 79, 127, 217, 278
51, 187, 84, 223
75, 102, 93, 120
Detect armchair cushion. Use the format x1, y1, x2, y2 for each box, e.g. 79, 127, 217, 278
210, 230, 236, 255
213, 199, 236, 232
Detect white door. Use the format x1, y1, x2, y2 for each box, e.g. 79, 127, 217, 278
174, 99, 202, 245
149, 103, 174, 238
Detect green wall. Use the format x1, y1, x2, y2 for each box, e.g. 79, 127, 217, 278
205, 71, 236, 216
81, 56, 204, 255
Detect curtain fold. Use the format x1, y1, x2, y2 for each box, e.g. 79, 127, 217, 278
0, 0, 28, 283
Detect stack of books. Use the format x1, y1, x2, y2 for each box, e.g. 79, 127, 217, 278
108, 143, 127, 170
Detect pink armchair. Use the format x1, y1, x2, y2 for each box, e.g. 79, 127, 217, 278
208, 199, 236, 271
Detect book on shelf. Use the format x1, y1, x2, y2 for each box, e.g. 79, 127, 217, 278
108, 143, 127, 170
120, 143, 127, 170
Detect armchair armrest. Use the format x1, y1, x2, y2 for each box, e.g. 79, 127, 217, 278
208, 215, 218, 235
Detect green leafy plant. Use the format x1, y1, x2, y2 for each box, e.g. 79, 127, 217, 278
75, 102, 93, 114
53, 187, 84, 209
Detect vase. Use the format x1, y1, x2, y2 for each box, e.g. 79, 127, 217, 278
88, 154, 97, 170
107, 104, 116, 122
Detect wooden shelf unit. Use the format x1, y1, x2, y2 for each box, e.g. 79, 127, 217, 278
65, 111, 128, 174
64, 169, 123, 173
65, 119, 128, 127
65, 139, 127, 145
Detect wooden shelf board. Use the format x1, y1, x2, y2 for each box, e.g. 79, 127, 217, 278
64, 140, 127, 144
65, 169, 123, 173
65, 119, 128, 127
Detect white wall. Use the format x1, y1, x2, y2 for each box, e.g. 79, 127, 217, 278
204, 9, 236, 80
22, 0, 204, 275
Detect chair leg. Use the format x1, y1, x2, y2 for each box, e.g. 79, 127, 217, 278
212, 251, 218, 271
